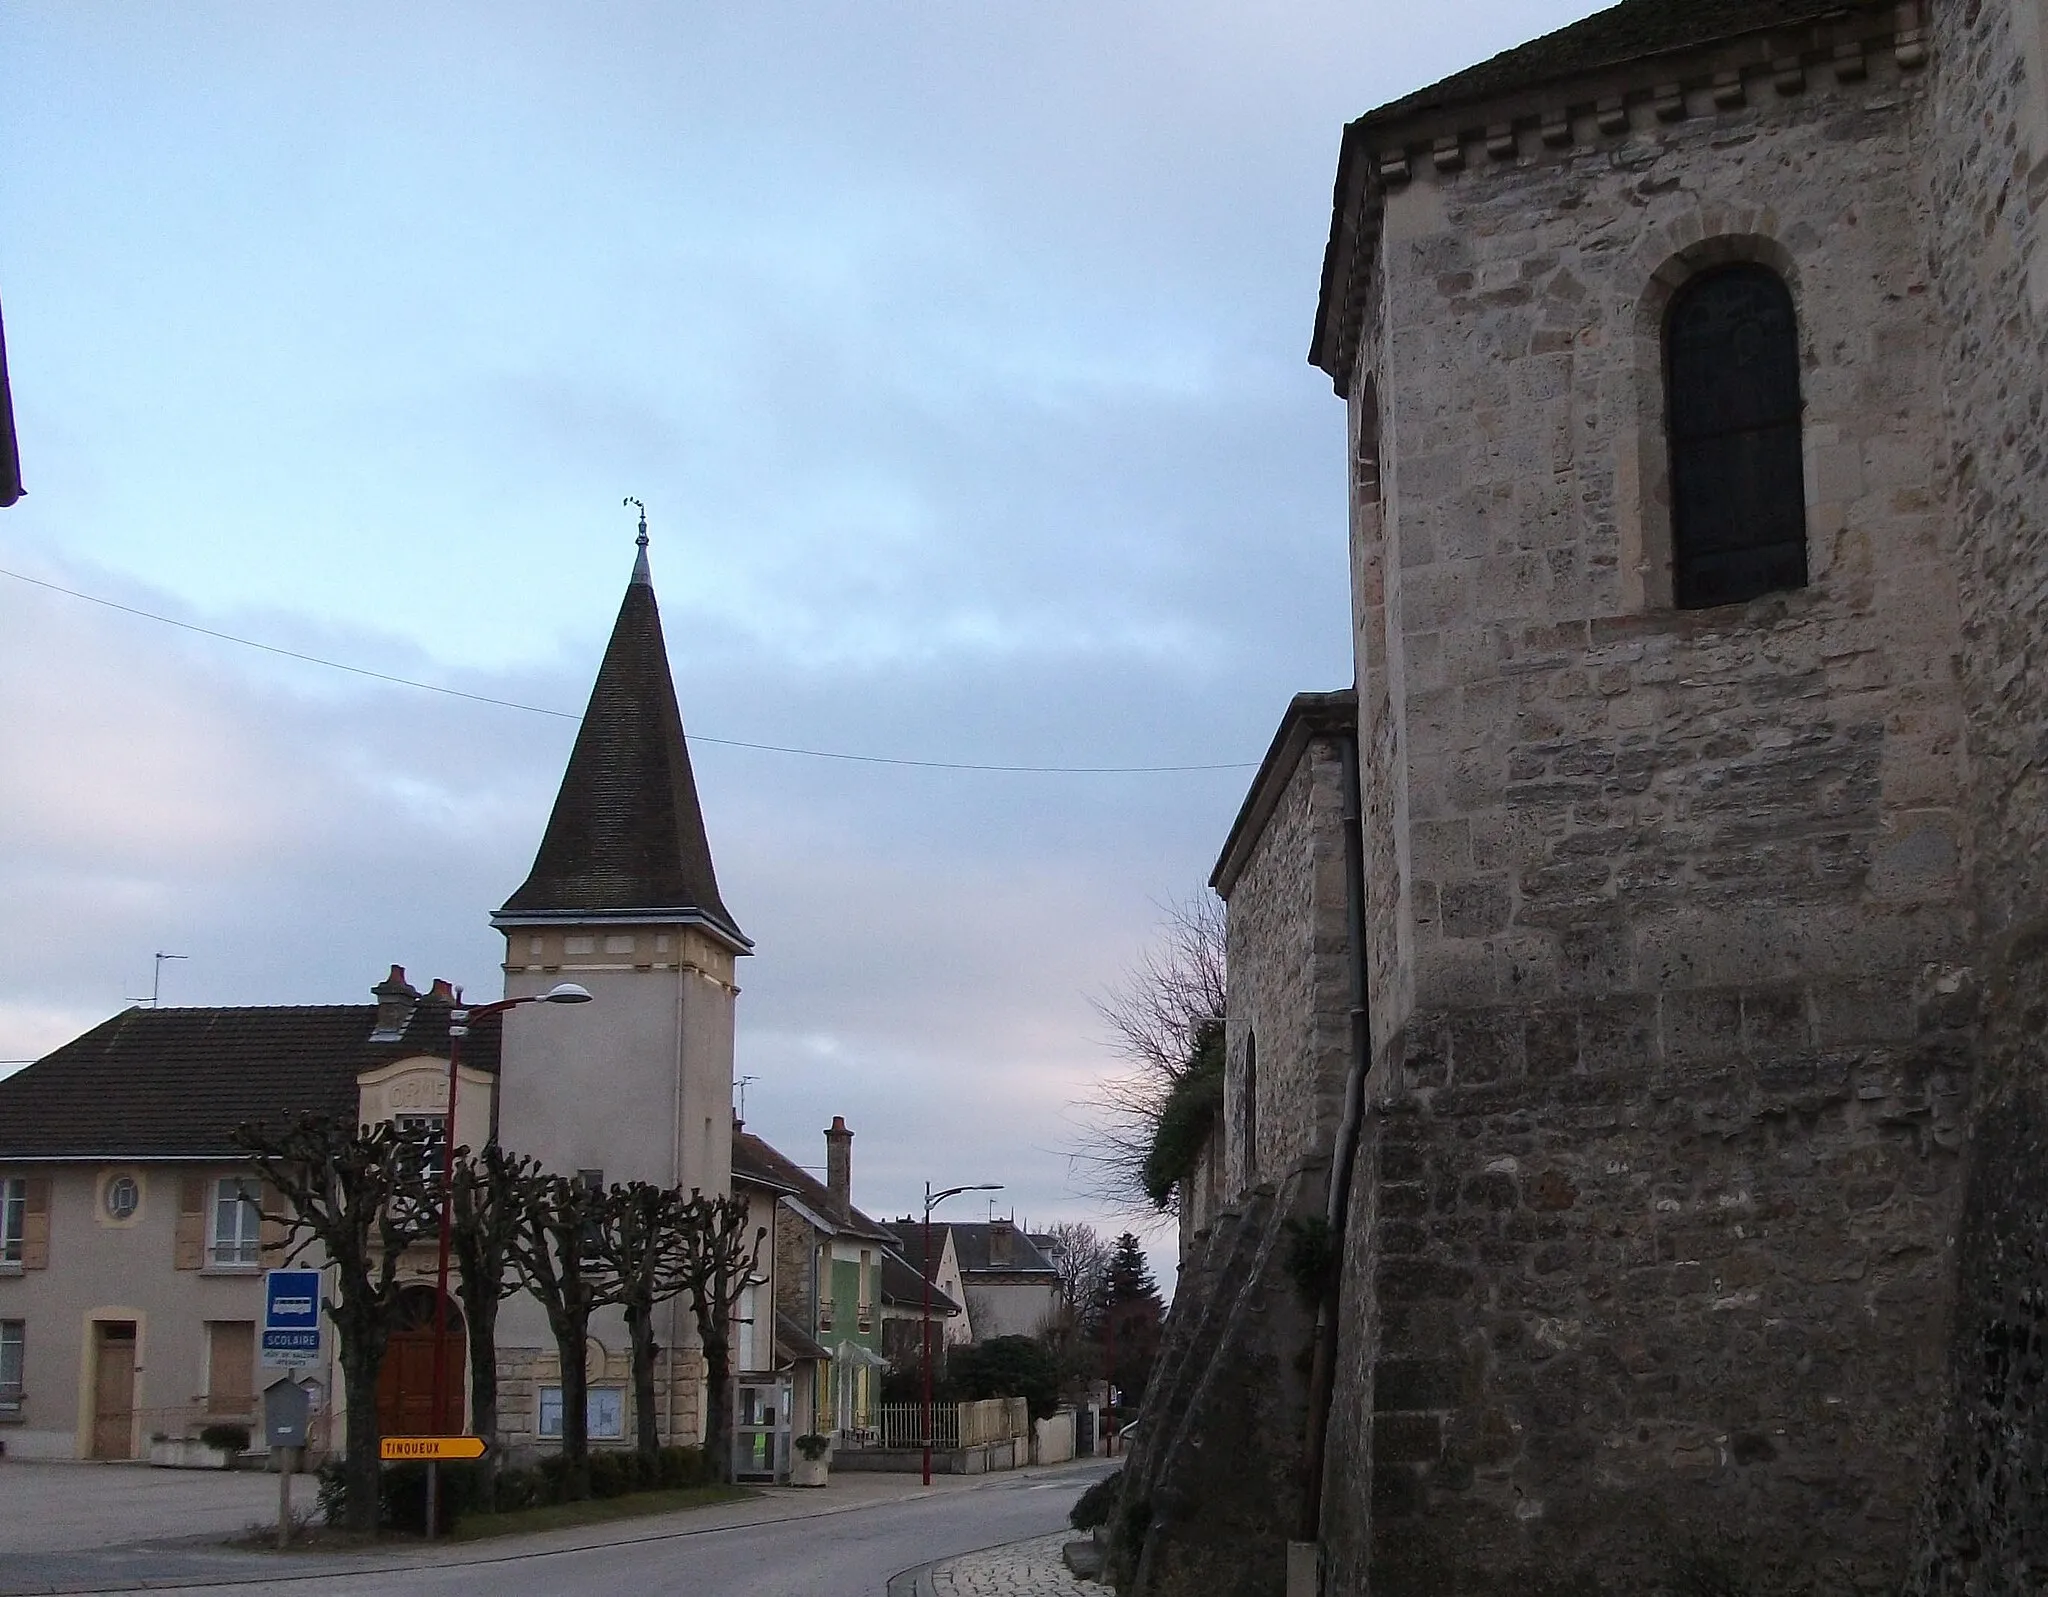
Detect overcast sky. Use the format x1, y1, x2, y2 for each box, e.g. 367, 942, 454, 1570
1, 2, 1602, 1285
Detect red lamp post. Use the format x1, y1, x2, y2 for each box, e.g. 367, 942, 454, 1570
919, 1180, 1000, 1488
422, 980, 590, 1538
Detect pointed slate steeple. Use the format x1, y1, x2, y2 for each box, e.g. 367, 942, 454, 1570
494, 528, 748, 952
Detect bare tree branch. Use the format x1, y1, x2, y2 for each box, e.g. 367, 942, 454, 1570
506, 1169, 606, 1501
232, 1114, 438, 1533
585, 1181, 693, 1459
1067, 893, 1226, 1213
671, 1191, 767, 1483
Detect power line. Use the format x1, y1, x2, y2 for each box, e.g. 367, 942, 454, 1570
0, 564, 1258, 774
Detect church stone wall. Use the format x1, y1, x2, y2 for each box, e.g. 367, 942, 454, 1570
1223, 737, 1354, 1194
1907, 1, 2048, 1587
1327, 37, 1976, 1593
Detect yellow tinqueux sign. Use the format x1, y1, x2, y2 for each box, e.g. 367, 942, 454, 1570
379, 1436, 487, 1461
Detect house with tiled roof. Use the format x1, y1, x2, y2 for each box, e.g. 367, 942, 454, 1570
0, 526, 764, 1464
875, 1245, 965, 1372
884, 1218, 1059, 1343
735, 1116, 903, 1435
0, 970, 500, 1459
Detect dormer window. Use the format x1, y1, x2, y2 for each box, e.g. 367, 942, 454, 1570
1665, 264, 1808, 609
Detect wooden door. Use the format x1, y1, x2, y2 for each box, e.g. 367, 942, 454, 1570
92, 1323, 137, 1459
377, 1328, 464, 1435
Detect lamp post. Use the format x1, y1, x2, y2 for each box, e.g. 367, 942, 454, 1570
423, 980, 591, 1538
921, 1180, 1001, 1487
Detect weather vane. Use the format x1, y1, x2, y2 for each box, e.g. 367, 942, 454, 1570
623, 496, 647, 548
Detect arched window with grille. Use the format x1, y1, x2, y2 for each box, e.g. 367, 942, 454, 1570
1664, 264, 1808, 608
1241, 1031, 1258, 1187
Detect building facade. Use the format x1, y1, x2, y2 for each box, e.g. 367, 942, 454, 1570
1126, 1, 2048, 1592
0, 978, 497, 1461
485, 528, 752, 1453
887, 1220, 1062, 1343
745, 1117, 893, 1435
0, 530, 762, 1463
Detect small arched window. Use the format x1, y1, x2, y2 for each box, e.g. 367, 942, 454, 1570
1665, 264, 1808, 608
1241, 1032, 1258, 1186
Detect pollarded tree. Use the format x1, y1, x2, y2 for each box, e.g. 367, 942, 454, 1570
586, 1180, 692, 1459
672, 1191, 767, 1482
231, 1113, 440, 1533
448, 1144, 537, 1486
507, 1168, 606, 1501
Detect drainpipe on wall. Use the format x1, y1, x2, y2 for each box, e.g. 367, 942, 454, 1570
1297, 725, 1374, 1552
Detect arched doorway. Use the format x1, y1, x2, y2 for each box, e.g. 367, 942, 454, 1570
377, 1285, 465, 1436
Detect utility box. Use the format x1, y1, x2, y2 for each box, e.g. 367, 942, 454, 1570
264, 1376, 311, 1452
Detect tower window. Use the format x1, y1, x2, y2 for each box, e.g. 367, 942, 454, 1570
1242, 1032, 1258, 1187
1664, 264, 1807, 609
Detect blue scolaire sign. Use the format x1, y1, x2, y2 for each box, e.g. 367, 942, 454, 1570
262, 1268, 323, 1359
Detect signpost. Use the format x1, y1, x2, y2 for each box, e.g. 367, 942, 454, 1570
261, 1269, 322, 1366
264, 1377, 313, 1548
379, 1436, 487, 1462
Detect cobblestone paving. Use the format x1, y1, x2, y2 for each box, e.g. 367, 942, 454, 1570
929, 1530, 1099, 1596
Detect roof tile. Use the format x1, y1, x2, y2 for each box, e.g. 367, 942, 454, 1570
497, 555, 746, 948
0, 999, 499, 1160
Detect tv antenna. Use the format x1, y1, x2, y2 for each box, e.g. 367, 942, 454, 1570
130, 951, 187, 1008
734, 1074, 759, 1120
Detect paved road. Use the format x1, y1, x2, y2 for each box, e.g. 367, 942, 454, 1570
0, 1462, 1112, 1597
0, 1462, 282, 1555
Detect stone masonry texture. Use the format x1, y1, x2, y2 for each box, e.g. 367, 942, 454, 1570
1142, 2, 2048, 1594
1327, 12, 1974, 1588
1904, 0, 2048, 1590
1224, 734, 1356, 1192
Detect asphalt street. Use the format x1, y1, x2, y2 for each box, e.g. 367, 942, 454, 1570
0, 1463, 1113, 1597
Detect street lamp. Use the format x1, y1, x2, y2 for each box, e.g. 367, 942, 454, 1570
921, 1180, 1001, 1487
424, 980, 591, 1537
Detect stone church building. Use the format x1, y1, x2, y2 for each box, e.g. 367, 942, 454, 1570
1124, 1, 2048, 1593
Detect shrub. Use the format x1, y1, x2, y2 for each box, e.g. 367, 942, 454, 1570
1282, 1215, 1338, 1306
316, 1456, 351, 1526
947, 1335, 1064, 1421
380, 1459, 490, 1534
1141, 1023, 1225, 1208
657, 1445, 710, 1488
1070, 1466, 1121, 1530
795, 1433, 832, 1461
491, 1465, 546, 1511
199, 1422, 251, 1454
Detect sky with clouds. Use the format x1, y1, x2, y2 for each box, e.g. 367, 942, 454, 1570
1, 1, 1602, 1284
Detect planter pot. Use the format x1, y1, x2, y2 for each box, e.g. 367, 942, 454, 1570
147, 1439, 234, 1470
789, 1455, 830, 1488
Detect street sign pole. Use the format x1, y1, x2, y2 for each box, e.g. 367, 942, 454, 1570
276, 1446, 296, 1549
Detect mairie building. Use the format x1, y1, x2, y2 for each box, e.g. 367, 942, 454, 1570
0, 534, 819, 1463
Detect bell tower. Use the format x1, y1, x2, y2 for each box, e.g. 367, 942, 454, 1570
490, 519, 748, 1197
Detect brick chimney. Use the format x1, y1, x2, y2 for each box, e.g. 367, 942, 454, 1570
824, 1115, 853, 1219
990, 1216, 1014, 1265
369, 965, 419, 1042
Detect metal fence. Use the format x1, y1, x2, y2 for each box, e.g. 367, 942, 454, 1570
840, 1397, 1028, 1450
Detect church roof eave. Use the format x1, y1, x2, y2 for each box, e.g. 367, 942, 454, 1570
489, 903, 754, 954
1309, 0, 1878, 390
